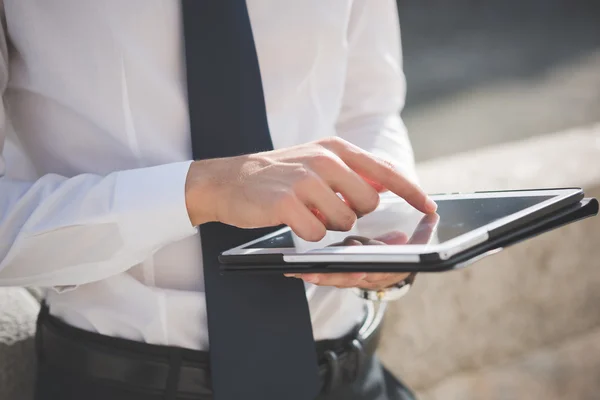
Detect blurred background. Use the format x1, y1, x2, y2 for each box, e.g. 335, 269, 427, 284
398, 0, 600, 161
376, 1, 600, 399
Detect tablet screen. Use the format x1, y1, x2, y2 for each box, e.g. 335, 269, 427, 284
243, 194, 554, 250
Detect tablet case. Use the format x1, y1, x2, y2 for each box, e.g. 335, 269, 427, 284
220, 198, 598, 274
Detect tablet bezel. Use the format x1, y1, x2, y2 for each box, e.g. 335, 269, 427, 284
220, 188, 583, 264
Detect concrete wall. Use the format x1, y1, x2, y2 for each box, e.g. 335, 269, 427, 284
1, 124, 599, 399
398, 0, 600, 162
379, 124, 600, 399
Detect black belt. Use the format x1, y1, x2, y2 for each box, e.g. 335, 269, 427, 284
36, 302, 385, 398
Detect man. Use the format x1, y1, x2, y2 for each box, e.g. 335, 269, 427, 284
0, 1, 436, 399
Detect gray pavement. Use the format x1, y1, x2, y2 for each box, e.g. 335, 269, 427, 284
397, 0, 600, 161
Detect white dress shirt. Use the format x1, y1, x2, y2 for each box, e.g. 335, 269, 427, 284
0, 0, 417, 350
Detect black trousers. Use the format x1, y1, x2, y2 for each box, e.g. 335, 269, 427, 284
36, 355, 415, 400
34, 304, 417, 400
316, 356, 416, 400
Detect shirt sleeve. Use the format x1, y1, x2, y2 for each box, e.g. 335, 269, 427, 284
0, 13, 198, 288
335, 0, 418, 184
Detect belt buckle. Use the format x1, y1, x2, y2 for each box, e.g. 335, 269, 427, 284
323, 338, 366, 394
323, 350, 341, 394
346, 339, 365, 383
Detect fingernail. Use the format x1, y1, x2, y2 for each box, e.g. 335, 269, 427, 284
425, 197, 437, 213
284, 274, 297, 278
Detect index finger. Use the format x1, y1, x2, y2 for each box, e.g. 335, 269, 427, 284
322, 139, 437, 214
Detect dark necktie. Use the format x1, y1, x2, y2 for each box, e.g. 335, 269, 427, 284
181, 1, 320, 399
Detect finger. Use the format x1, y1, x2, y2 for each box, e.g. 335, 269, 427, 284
277, 193, 327, 242
340, 233, 409, 246
340, 236, 384, 246
406, 272, 417, 285
362, 273, 393, 283
299, 272, 366, 288
357, 281, 395, 291
342, 238, 364, 246
309, 207, 328, 226
298, 173, 358, 231
306, 152, 380, 216
321, 138, 436, 214
329, 236, 369, 247
342, 235, 373, 245
358, 273, 411, 290
373, 231, 409, 245
362, 176, 387, 193
362, 272, 411, 284
321, 273, 367, 288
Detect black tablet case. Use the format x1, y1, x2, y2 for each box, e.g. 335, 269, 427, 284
220, 198, 598, 274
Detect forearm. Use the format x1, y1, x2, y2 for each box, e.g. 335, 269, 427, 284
0, 162, 197, 287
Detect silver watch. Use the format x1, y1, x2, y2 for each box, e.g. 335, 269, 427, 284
352, 273, 415, 302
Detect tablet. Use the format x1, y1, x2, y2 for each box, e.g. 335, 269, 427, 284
219, 188, 584, 269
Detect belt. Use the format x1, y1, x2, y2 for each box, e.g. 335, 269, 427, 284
36, 301, 386, 398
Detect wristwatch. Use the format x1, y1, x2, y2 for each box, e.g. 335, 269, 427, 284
352, 273, 416, 302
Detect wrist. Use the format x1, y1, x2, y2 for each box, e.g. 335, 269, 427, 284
185, 160, 220, 226
353, 273, 416, 302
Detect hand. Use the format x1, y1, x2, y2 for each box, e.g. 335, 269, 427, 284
185, 137, 436, 241
285, 232, 413, 290
285, 213, 439, 289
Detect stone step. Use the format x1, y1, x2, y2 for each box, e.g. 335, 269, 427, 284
379, 124, 600, 396
418, 325, 600, 400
